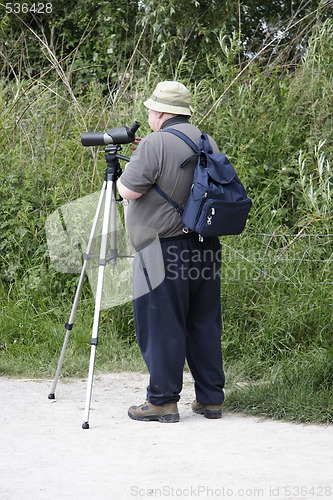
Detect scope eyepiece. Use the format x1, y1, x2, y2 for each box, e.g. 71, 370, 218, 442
81, 121, 141, 147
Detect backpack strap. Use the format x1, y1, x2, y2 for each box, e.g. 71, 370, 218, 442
152, 128, 200, 216
162, 128, 199, 153
153, 184, 184, 215
164, 128, 213, 156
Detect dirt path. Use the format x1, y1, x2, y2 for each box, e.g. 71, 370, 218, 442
1, 372, 332, 500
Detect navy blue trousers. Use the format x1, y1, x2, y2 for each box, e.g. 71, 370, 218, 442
133, 234, 225, 406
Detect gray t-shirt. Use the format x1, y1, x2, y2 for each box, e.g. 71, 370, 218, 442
120, 120, 219, 248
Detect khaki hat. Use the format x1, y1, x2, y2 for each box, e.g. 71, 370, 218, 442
144, 81, 191, 116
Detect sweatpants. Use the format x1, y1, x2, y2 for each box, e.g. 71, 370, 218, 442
132, 233, 225, 406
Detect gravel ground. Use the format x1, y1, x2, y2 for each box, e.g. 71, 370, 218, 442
1, 372, 332, 500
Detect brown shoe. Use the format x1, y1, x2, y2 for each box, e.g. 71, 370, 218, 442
192, 400, 222, 419
128, 401, 180, 423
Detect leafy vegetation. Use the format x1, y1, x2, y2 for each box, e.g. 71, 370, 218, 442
0, 1, 332, 423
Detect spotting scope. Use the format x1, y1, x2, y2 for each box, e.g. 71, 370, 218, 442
81, 121, 141, 147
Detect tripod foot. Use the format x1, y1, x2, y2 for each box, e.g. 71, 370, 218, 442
48, 393, 55, 400
82, 421, 90, 430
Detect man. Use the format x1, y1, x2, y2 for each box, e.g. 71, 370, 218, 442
117, 81, 225, 423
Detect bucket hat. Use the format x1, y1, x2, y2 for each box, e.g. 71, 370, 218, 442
144, 81, 191, 116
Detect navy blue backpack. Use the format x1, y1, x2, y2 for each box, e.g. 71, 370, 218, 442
153, 129, 252, 238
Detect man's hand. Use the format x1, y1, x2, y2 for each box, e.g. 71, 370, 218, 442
117, 137, 143, 199
130, 137, 142, 151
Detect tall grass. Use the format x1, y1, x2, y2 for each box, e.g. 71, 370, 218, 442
225, 347, 333, 424
0, 20, 332, 423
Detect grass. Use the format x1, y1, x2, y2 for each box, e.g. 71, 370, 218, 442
224, 348, 333, 424
0, 286, 146, 378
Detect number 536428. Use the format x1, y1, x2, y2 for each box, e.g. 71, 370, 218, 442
5, 3, 53, 14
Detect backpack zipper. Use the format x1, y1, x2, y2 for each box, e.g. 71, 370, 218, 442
207, 207, 215, 225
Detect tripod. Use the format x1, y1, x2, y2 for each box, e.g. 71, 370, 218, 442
48, 144, 130, 429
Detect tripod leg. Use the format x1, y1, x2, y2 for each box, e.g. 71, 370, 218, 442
48, 182, 107, 400
82, 179, 116, 429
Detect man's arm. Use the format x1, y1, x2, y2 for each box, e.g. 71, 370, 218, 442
117, 178, 143, 200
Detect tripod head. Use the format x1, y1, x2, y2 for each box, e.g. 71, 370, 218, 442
81, 121, 141, 147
